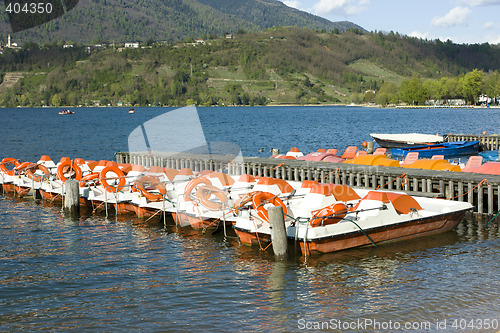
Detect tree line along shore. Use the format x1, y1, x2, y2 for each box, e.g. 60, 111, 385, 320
1, 27, 500, 108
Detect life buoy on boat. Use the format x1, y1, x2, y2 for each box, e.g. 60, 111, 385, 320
57, 160, 83, 181
133, 176, 167, 202
183, 177, 211, 201
195, 185, 228, 211
26, 164, 51, 182
310, 202, 348, 227
252, 191, 287, 223
232, 191, 262, 215
13, 161, 32, 173
79, 173, 100, 187
0, 158, 20, 173
100, 165, 126, 193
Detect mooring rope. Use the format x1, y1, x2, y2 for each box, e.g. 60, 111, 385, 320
485, 209, 500, 228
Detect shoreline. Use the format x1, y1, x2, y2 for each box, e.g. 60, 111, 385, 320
3, 104, 500, 109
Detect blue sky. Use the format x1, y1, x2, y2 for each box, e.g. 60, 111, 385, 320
282, 0, 500, 44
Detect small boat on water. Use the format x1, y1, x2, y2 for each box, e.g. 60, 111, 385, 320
391, 141, 479, 158
59, 109, 74, 115
370, 133, 443, 148
128, 108, 135, 114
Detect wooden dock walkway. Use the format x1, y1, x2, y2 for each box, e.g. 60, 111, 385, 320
445, 133, 500, 151
116, 151, 500, 219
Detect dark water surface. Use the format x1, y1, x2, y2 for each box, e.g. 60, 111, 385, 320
1, 106, 499, 332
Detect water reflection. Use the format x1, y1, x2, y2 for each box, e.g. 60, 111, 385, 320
1, 196, 499, 331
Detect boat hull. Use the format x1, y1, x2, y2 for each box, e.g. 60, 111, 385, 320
40, 189, 63, 202
391, 141, 479, 158
173, 212, 231, 230
2, 183, 16, 193
297, 209, 468, 255
373, 137, 438, 148
14, 185, 33, 198
371, 133, 444, 148
234, 227, 271, 246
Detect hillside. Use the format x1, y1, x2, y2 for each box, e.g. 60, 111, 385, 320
0, 0, 363, 43
1, 28, 500, 107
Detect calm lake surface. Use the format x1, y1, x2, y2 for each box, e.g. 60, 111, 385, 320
1, 106, 499, 332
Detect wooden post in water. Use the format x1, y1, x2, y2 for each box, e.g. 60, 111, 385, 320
366, 141, 374, 154
268, 206, 288, 260
64, 180, 80, 217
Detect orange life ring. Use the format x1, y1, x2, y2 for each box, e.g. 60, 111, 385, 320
57, 160, 83, 181
0, 158, 20, 173
232, 191, 262, 215
133, 176, 167, 202
26, 164, 51, 182
100, 166, 126, 193
252, 191, 287, 223
183, 177, 211, 201
14, 161, 32, 173
310, 202, 348, 227
79, 173, 100, 187
195, 185, 228, 211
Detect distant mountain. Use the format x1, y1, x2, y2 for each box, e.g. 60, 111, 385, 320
0, 0, 365, 43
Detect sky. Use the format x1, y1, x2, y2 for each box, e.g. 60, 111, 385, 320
282, 0, 500, 44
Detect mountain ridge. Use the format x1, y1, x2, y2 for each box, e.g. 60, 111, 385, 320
0, 0, 364, 43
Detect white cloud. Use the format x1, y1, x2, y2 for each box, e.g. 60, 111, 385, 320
312, 0, 370, 16
283, 0, 301, 9
408, 31, 432, 40
483, 21, 496, 29
457, 0, 500, 6
431, 6, 471, 27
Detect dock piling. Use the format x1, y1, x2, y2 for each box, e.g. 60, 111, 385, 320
63, 180, 80, 217
367, 141, 374, 154
268, 205, 288, 260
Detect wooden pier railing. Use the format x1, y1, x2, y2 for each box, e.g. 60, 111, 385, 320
445, 133, 500, 151
116, 151, 500, 218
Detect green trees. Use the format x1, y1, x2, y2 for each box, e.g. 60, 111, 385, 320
52, 94, 62, 107
484, 71, 500, 100
459, 69, 484, 104
375, 82, 399, 106
395, 69, 498, 106
399, 77, 427, 105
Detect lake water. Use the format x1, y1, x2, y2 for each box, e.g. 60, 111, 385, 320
1, 106, 499, 332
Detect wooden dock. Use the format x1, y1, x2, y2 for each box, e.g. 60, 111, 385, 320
116, 151, 500, 219
445, 133, 500, 151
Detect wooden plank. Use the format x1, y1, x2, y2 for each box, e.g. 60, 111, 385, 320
458, 182, 464, 202
478, 184, 483, 214
488, 184, 493, 215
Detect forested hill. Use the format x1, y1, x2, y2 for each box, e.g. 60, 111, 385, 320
1, 28, 500, 107
0, 0, 363, 43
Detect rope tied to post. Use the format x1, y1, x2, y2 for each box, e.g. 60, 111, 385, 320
445, 178, 489, 200
376, 173, 407, 191
255, 163, 283, 178
317, 167, 341, 183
